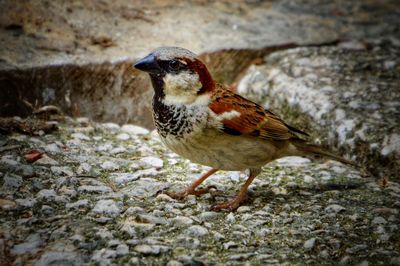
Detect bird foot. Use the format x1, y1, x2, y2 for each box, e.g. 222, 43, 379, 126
165, 185, 217, 200
211, 200, 242, 212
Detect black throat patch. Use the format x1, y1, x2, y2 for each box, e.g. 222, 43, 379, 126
150, 75, 205, 139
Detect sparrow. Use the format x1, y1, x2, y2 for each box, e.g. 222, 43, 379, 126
134, 47, 353, 211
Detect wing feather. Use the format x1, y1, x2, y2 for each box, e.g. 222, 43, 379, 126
209, 85, 308, 140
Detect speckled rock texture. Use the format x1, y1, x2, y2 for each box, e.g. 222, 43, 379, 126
1, 118, 399, 265
1, 0, 400, 126
237, 43, 400, 180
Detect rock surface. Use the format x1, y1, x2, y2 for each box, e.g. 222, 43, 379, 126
237, 43, 400, 180
1, 117, 399, 265
1, 1, 400, 126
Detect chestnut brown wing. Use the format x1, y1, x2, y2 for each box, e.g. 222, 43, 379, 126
209, 86, 308, 140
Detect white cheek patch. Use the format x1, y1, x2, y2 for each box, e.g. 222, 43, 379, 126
163, 72, 203, 105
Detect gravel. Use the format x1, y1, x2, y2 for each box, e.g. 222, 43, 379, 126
0, 117, 399, 265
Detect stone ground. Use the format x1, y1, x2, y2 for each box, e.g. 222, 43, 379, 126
1, 118, 399, 265
1, 1, 400, 265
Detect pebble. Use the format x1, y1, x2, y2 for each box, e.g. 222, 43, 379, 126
2, 173, 23, 189
121, 124, 150, 135
226, 212, 236, 223
37, 189, 57, 201
34, 154, 59, 165
41, 205, 54, 215
124, 206, 145, 215
134, 244, 169, 255
325, 204, 346, 214
198, 211, 220, 221
77, 162, 92, 174
11, 234, 43, 255
223, 241, 237, 249
121, 179, 169, 198
139, 156, 164, 169
303, 175, 315, 183
339, 255, 352, 265
100, 161, 120, 171
0, 198, 17, 210
34, 251, 84, 266
92, 199, 122, 217
171, 216, 194, 226
137, 213, 168, 224
116, 244, 129, 256
184, 225, 209, 237
110, 168, 158, 185
71, 132, 90, 141
116, 133, 130, 140
77, 185, 113, 193
237, 206, 251, 213
102, 123, 120, 131
304, 238, 316, 250
346, 244, 367, 254
1, 158, 35, 176
43, 143, 61, 154
110, 146, 127, 154
166, 260, 184, 266
15, 198, 36, 208
66, 199, 89, 209
50, 166, 74, 176
91, 249, 116, 264
372, 216, 387, 225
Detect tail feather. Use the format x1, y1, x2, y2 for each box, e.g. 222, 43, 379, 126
292, 140, 356, 167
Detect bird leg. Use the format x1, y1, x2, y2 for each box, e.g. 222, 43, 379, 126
165, 168, 218, 200
211, 170, 258, 212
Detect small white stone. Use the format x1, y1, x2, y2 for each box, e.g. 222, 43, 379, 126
184, 225, 208, 237
116, 244, 129, 256
139, 156, 164, 169
303, 175, 315, 183
226, 212, 236, 223
77, 185, 112, 193
325, 204, 346, 214
50, 166, 74, 176
43, 143, 61, 154
237, 206, 251, 213
116, 133, 130, 141
77, 163, 92, 174
102, 123, 120, 131
303, 237, 316, 250
110, 147, 127, 154
371, 216, 387, 225
71, 132, 90, 141
92, 200, 121, 217
171, 216, 193, 226
121, 124, 149, 135
37, 189, 57, 201
100, 161, 119, 171
34, 155, 59, 166
66, 199, 89, 209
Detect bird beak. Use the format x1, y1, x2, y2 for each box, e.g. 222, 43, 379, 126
134, 54, 161, 74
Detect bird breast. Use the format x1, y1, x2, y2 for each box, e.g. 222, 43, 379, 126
154, 102, 279, 171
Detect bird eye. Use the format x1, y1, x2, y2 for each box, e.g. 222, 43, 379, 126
168, 60, 180, 71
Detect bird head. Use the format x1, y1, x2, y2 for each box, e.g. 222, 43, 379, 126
134, 47, 214, 105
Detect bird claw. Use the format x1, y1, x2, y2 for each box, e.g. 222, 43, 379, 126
164, 185, 217, 200
211, 201, 241, 212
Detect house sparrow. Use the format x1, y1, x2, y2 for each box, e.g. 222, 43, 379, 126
134, 47, 353, 211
